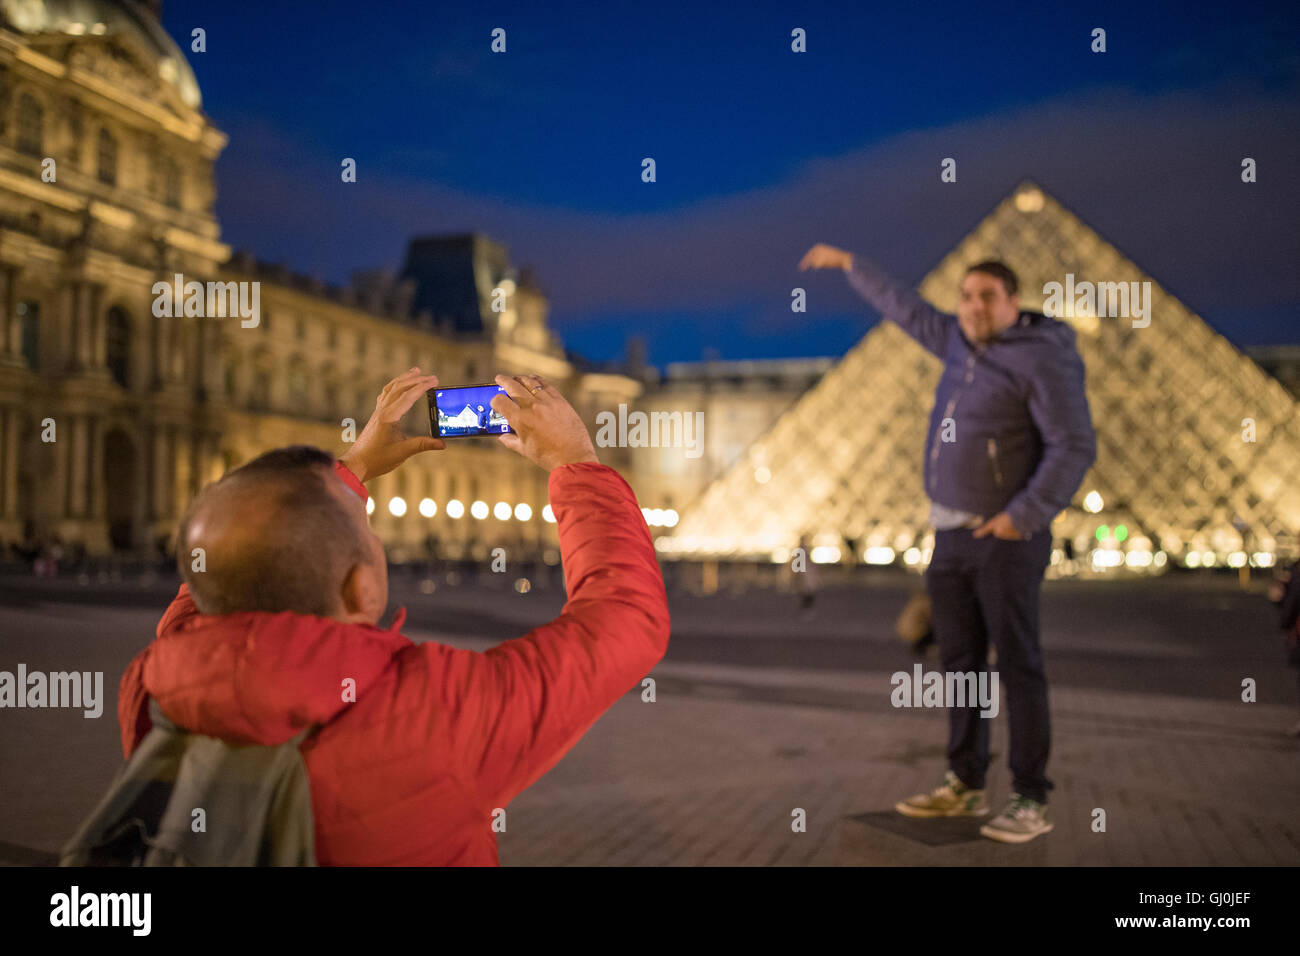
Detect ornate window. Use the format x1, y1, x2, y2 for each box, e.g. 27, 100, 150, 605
106, 307, 130, 388
16, 93, 42, 156
96, 128, 117, 186
163, 156, 181, 208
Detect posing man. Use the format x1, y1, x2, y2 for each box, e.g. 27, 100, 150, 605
799, 244, 1096, 843
118, 369, 669, 864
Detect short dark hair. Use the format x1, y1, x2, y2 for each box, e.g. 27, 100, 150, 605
177, 445, 367, 616
965, 260, 1019, 297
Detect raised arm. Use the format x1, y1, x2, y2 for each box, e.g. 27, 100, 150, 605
800, 243, 955, 358
425, 374, 669, 808
451, 461, 669, 808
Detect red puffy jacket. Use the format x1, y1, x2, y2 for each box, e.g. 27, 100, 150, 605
117, 460, 670, 865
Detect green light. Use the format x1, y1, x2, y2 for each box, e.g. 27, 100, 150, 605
1095, 525, 1108, 542
1115, 524, 1128, 542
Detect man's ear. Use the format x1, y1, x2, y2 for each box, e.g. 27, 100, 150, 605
339, 561, 381, 624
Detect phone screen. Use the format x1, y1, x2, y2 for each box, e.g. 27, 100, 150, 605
428, 383, 513, 438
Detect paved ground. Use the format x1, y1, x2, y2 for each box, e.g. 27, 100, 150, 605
1, 570, 1297, 865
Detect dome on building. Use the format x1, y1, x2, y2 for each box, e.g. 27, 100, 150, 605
1, 0, 201, 108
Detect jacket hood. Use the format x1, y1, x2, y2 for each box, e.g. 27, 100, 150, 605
140, 604, 412, 746
994, 310, 1078, 349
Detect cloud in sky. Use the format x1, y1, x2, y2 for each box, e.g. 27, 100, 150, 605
216, 82, 1300, 362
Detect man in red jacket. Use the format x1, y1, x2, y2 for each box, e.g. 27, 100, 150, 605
118, 368, 670, 865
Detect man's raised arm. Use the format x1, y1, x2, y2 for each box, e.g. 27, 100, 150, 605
443, 373, 669, 808
799, 243, 954, 357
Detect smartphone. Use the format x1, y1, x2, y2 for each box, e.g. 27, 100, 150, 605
428, 383, 514, 438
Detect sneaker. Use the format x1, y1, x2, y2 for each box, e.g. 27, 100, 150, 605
979, 793, 1054, 843
895, 770, 989, 818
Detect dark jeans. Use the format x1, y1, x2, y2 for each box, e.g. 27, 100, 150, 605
925, 527, 1054, 803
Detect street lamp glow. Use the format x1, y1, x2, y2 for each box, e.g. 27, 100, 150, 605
446, 499, 464, 519
418, 498, 436, 518
542, 504, 556, 523
470, 500, 489, 519
365, 497, 375, 515
1083, 490, 1103, 513
663, 508, 678, 527
494, 501, 512, 520
388, 497, 406, 517
514, 503, 532, 521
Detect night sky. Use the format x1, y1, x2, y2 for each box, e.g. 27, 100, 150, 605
164, 0, 1300, 367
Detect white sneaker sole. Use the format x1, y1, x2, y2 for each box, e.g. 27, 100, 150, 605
979, 822, 1054, 843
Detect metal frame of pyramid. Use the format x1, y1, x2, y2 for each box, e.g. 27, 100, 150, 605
659, 181, 1300, 576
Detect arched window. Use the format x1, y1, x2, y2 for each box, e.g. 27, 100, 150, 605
16, 94, 42, 156
97, 128, 117, 186
106, 307, 130, 388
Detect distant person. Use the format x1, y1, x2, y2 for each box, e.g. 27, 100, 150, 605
800, 244, 1096, 843
793, 533, 819, 618
116, 369, 669, 864
1267, 558, 1300, 737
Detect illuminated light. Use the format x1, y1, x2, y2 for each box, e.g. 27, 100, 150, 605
1115, 524, 1128, 542
1201, 551, 1216, 567
1095, 525, 1109, 542
542, 504, 556, 523
470, 500, 489, 519
514, 577, 531, 594
1083, 491, 1103, 513
893, 533, 914, 552
388, 497, 407, 517
1091, 549, 1123, 568
654, 538, 668, 551
1252, 552, 1275, 568
1185, 552, 1201, 568
1153, 551, 1167, 567
663, 509, 679, 527
864, 546, 896, 565
1227, 551, 1247, 568
650, 508, 665, 526
810, 546, 841, 564
493, 501, 511, 520
418, 498, 437, 518
904, 547, 921, 566
770, 547, 790, 564
1015, 187, 1045, 212
446, 499, 464, 519
365, 497, 375, 515
514, 503, 532, 521
921, 548, 933, 563
1125, 550, 1153, 567
641, 507, 653, 524
754, 466, 771, 484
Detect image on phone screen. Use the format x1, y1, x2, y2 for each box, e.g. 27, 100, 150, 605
429, 383, 513, 438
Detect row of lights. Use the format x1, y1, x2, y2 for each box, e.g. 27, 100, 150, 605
642, 508, 680, 528
367, 497, 555, 523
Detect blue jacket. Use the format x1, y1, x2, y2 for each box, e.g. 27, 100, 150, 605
845, 253, 1097, 536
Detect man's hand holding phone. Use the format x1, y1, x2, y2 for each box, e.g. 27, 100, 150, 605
491, 373, 600, 472
340, 368, 445, 483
